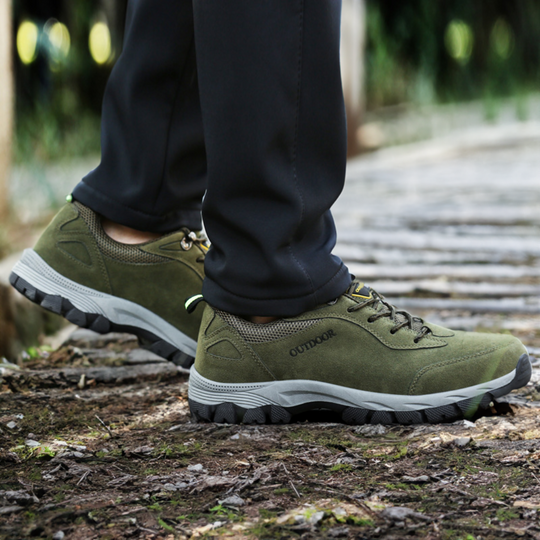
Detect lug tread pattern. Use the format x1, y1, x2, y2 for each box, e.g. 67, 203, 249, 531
189, 354, 532, 426
10, 272, 194, 369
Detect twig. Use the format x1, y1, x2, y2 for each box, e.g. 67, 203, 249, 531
288, 479, 301, 498
281, 462, 301, 498
95, 414, 114, 438
137, 525, 158, 534
77, 470, 90, 486
531, 471, 540, 485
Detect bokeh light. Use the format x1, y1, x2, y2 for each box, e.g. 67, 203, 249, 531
45, 20, 71, 65
89, 22, 112, 65
47, 21, 71, 58
16, 20, 39, 65
445, 20, 474, 64
491, 18, 515, 60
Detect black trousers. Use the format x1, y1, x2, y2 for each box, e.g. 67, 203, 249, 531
73, 0, 352, 316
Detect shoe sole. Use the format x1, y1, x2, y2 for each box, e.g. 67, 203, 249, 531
188, 353, 531, 425
10, 249, 197, 368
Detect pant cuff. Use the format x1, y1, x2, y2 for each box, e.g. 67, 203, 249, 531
202, 264, 352, 317
72, 181, 203, 233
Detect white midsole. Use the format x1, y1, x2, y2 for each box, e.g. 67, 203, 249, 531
188, 366, 516, 411
12, 249, 197, 357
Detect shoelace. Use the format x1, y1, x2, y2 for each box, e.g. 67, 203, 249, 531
180, 229, 209, 263
346, 289, 431, 343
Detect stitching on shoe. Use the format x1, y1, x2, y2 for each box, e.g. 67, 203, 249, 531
408, 341, 514, 395
209, 315, 276, 380
56, 206, 112, 293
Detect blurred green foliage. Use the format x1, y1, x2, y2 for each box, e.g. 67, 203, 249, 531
365, 0, 540, 110
13, 0, 540, 163
13, 0, 118, 163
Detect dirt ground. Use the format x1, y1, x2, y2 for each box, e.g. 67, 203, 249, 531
1, 325, 540, 540
2, 130, 540, 539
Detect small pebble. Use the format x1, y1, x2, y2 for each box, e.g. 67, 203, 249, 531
401, 475, 430, 483
6, 421, 17, 429
327, 526, 350, 538
70, 445, 87, 451
332, 507, 347, 519
454, 437, 471, 447
307, 510, 325, 526
355, 424, 387, 437
25, 440, 40, 447
219, 495, 245, 507
52, 531, 65, 540
381, 506, 430, 522
188, 463, 204, 472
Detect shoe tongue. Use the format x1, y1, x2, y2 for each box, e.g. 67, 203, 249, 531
348, 281, 425, 333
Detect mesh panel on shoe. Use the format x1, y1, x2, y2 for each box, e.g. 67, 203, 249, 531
215, 310, 320, 343
75, 202, 168, 264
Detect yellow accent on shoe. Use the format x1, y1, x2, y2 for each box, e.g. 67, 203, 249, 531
351, 282, 372, 299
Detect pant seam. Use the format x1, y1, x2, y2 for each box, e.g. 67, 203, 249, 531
287, 0, 315, 295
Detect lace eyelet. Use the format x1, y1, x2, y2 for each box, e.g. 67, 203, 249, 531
390, 329, 397, 335
367, 317, 375, 323
347, 307, 353, 313
413, 338, 419, 343
181, 237, 193, 250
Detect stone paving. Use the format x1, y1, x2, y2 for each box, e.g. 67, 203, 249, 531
334, 121, 540, 355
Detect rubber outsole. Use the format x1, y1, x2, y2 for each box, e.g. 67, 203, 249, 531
189, 353, 532, 425
10, 272, 194, 369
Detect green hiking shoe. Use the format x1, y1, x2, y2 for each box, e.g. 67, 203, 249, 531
10, 201, 206, 367
188, 282, 531, 424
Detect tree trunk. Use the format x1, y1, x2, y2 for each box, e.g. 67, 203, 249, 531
340, 0, 366, 158
0, 0, 13, 222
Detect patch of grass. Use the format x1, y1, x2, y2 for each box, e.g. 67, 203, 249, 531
329, 463, 353, 472
496, 508, 519, 522
259, 508, 278, 519
28, 468, 42, 482
392, 443, 409, 460
153, 441, 203, 459
247, 520, 289, 539
157, 517, 175, 533
9, 444, 56, 461
347, 516, 375, 527
384, 482, 411, 490
287, 429, 353, 449
53, 492, 66, 503
209, 504, 241, 522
